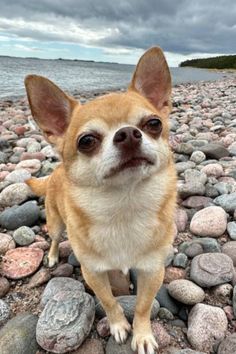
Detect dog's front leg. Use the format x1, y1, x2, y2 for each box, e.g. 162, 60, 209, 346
132, 267, 165, 354
81, 266, 131, 343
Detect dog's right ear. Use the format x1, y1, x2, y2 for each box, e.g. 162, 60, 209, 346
24, 75, 78, 145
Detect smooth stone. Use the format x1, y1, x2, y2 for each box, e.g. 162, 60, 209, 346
175, 143, 194, 155
36, 291, 95, 353
180, 237, 221, 254
96, 317, 110, 337
156, 285, 179, 315
201, 163, 224, 177
175, 208, 188, 232
218, 333, 236, 354
222, 241, 236, 266
205, 184, 219, 198
5, 169, 31, 183
2, 247, 44, 279
41, 277, 85, 308
182, 196, 212, 209
95, 295, 159, 322
0, 201, 40, 229
68, 252, 80, 267
0, 182, 33, 207
15, 159, 41, 174
227, 222, 236, 240
28, 268, 51, 289
190, 151, 206, 164
173, 253, 188, 268
158, 307, 174, 320
190, 253, 234, 287
0, 233, 15, 255
178, 182, 205, 199
198, 143, 229, 159
187, 304, 228, 351
185, 243, 204, 258
214, 193, 236, 213
0, 300, 10, 325
13, 226, 35, 246
215, 182, 234, 195
59, 240, 73, 258
105, 336, 133, 354
168, 279, 205, 305
184, 169, 207, 185
74, 338, 104, 354
175, 161, 196, 174
0, 313, 38, 354
190, 206, 227, 237
0, 277, 10, 298
51, 263, 74, 277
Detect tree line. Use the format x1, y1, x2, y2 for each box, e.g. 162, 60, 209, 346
180, 55, 236, 69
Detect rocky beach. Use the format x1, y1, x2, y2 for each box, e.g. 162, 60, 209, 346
0, 75, 236, 354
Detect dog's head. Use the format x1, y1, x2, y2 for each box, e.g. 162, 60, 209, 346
25, 47, 172, 187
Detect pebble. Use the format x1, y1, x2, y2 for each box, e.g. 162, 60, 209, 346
15, 159, 41, 174
0, 200, 40, 229
218, 333, 236, 354
40, 277, 85, 308
51, 263, 74, 277
105, 336, 133, 354
198, 143, 229, 159
73, 338, 104, 354
68, 252, 80, 267
0, 299, 10, 325
0, 233, 15, 254
156, 285, 179, 315
201, 163, 224, 177
168, 279, 205, 305
36, 290, 95, 353
182, 196, 212, 209
190, 253, 234, 287
96, 317, 110, 337
180, 237, 221, 254
187, 304, 228, 351
0, 314, 38, 354
28, 268, 51, 289
175, 208, 188, 232
178, 182, 205, 199
59, 240, 73, 258
190, 206, 227, 237
190, 150, 206, 164
214, 193, 236, 213
158, 307, 175, 320
213, 284, 233, 301
13, 226, 35, 246
5, 168, 31, 183
0, 277, 10, 298
151, 321, 171, 348
0, 182, 33, 207
222, 241, 236, 265
173, 253, 188, 268
226, 222, 236, 240
95, 295, 160, 322
2, 247, 44, 279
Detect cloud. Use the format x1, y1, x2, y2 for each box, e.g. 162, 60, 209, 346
0, 0, 235, 59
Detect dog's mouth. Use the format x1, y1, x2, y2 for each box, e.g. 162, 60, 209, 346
105, 156, 155, 179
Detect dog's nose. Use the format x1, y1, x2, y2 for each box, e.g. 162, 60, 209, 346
113, 127, 142, 149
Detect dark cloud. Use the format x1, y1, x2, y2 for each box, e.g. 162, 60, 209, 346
0, 0, 235, 54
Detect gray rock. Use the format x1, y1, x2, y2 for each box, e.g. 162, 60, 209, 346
215, 182, 234, 195
221, 241, 236, 266
180, 237, 221, 254
198, 144, 229, 159
190, 151, 206, 164
68, 252, 80, 267
158, 307, 174, 320
0, 313, 38, 354
0, 138, 10, 149
184, 243, 204, 258
205, 184, 219, 198
214, 193, 236, 213
5, 169, 31, 184
190, 253, 234, 287
41, 277, 85, 308
175, 143, 194, 155
155, 285, 179, 315
227, 222, 236, 240
178, 182, 205, 199
0, 300, 10, 325
0, 152, 7, 164
187, 304, 228, 351
173, 253, 188, 268
106, 336, 134, 354
0, 182, 33, 207
184, 169, 207, 185
175, 161, 196, 174
13, 226, 35, 246
218, 333, 236, 354
36, 291, 95, 353
0, 201, 40, 230
95, 295, 160, 322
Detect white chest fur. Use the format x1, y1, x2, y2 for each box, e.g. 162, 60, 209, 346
72, 171, 170, 272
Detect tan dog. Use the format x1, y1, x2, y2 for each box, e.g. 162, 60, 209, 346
25, 47, 176, 354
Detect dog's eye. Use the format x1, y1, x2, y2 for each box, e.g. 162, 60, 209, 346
143, 118, 162, 137
77, 134, 100, 153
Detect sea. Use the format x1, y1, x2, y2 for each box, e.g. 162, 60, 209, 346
0, 56, 225, 99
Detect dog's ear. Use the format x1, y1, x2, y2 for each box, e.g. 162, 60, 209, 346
129, 47, 171, 111
24, 75, 78, 145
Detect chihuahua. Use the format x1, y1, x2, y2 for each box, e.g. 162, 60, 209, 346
25, 47, 177, 354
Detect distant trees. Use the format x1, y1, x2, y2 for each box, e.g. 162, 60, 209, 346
180, 55, 236, 69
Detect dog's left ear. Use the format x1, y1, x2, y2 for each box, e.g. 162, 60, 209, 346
129, 47, 171, 111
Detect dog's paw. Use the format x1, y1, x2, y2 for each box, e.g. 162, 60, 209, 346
45, 254, 58, 268
131, 333, 158, 354
110, 320, 131, 344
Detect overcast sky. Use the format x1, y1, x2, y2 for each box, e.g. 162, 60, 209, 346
0, 0, 235, 66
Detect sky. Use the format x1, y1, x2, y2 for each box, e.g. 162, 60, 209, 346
0, 0, 235, 67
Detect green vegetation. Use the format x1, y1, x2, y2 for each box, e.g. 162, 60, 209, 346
180, 55, 236, 69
